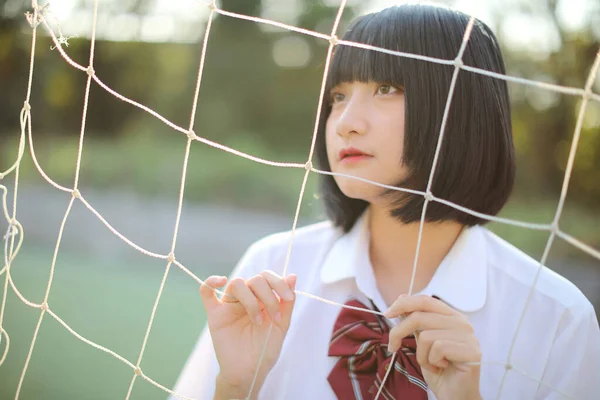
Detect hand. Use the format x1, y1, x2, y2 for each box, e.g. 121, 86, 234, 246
384, 295, 482, 400
200, 271, 297, 400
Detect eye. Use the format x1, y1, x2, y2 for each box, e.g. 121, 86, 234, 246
330, 92, 346, 104
376, 85, 399, 95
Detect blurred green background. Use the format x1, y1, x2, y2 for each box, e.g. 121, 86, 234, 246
0, 0, 599, 399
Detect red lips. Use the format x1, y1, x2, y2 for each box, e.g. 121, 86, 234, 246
338, 147, 372, 160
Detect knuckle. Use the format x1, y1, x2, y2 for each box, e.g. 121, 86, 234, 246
417, 329, 434, 344
229, 277, 244, 285
430, 339, 445, 353
259, 270, 272, 281
260, 270, 280, 280
460, 315, 474, 332
469, 336, 481, 353
247, 275, 264, 286
229, 277, 245, 289
473, 347, 482, 361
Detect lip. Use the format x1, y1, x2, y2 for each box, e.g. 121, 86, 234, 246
338, 147, 373, 163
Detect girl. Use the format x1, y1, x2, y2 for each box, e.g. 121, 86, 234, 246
171, 4, 600, 400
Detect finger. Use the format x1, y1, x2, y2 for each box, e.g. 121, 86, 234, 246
388, 312, 469, 352
415, 329, 469, 372
200, 276, 228, 310
429, 339, 481, 372
279, 274, 297, 328
226, 277, 264, 325
417, 335, 447, 375
260, 270, 295, 302
384, 294, 457, 319
247, 275, 282, 323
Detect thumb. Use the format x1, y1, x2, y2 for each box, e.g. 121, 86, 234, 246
200, 275, 227, 311
279, 274, 297, 329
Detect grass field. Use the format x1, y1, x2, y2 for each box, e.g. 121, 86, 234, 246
1, 205, 599, 400
0, 244, 207, 400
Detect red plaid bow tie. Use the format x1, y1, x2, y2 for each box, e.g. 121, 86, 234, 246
327, 299, 428, 400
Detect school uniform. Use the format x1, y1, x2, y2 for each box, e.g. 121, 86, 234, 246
170, 211, 600, 399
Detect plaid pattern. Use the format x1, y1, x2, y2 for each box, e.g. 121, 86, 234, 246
327, 299, 428, 399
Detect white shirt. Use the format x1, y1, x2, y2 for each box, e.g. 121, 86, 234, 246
170, 213, 600, 400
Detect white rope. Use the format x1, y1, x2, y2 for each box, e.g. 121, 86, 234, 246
126, 5, 217, 396
1, 1, 598, 400
77, 194, 169, 259
374, 16, 476, 400
495, 48, 600, 400
246, 1, 349, 397
15, 0, 101, 395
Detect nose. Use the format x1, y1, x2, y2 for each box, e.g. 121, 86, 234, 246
335, 95, 369, 139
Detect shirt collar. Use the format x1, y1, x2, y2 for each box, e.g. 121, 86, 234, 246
320, 210, 488, 313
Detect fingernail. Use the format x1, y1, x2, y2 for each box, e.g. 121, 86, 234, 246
255, 315, 263, 325
274, 312, 282, 322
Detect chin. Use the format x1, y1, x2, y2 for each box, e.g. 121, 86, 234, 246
334, 176, 382, 202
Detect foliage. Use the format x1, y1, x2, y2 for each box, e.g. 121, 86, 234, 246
0, 0, 598, 253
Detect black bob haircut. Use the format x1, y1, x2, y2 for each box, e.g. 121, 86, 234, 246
315, 4, 515, 233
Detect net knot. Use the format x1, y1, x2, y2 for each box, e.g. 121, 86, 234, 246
23, 101, 31, 112
25, 3, 49, 28
187, 130, 197, 141
505, 363, 513, 371
134, 367, 142, 376
86, 66, 95, 77
550, 221, 559, 234
582, 91, 592, 101
72, 189, 81, 199
207, 0, 217, 10
424, 191, 434, 203
168, 252, 176, 263
453, 57, 464, 69
304, 161, 313, 171
3, 220, 18, 240
329, 35, 339, 46
40, 302, 48, 311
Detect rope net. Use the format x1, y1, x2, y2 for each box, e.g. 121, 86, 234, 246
1, 0, 599, 399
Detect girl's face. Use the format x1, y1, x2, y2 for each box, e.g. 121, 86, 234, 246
325, 80, 407, 204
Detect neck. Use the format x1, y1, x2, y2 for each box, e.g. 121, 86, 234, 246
367, 204, 464, 296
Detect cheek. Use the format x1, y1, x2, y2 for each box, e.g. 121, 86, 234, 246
386, 113, 406, 161
324, 118, 337, 161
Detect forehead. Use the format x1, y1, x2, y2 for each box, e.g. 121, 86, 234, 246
326, 13, 408, 91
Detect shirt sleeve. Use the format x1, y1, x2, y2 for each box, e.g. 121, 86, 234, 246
536, 300, 600, 399
168, 240, 270, 400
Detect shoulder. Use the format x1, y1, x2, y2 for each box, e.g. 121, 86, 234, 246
234, 219, 342, 276
477, 226, 593, 313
